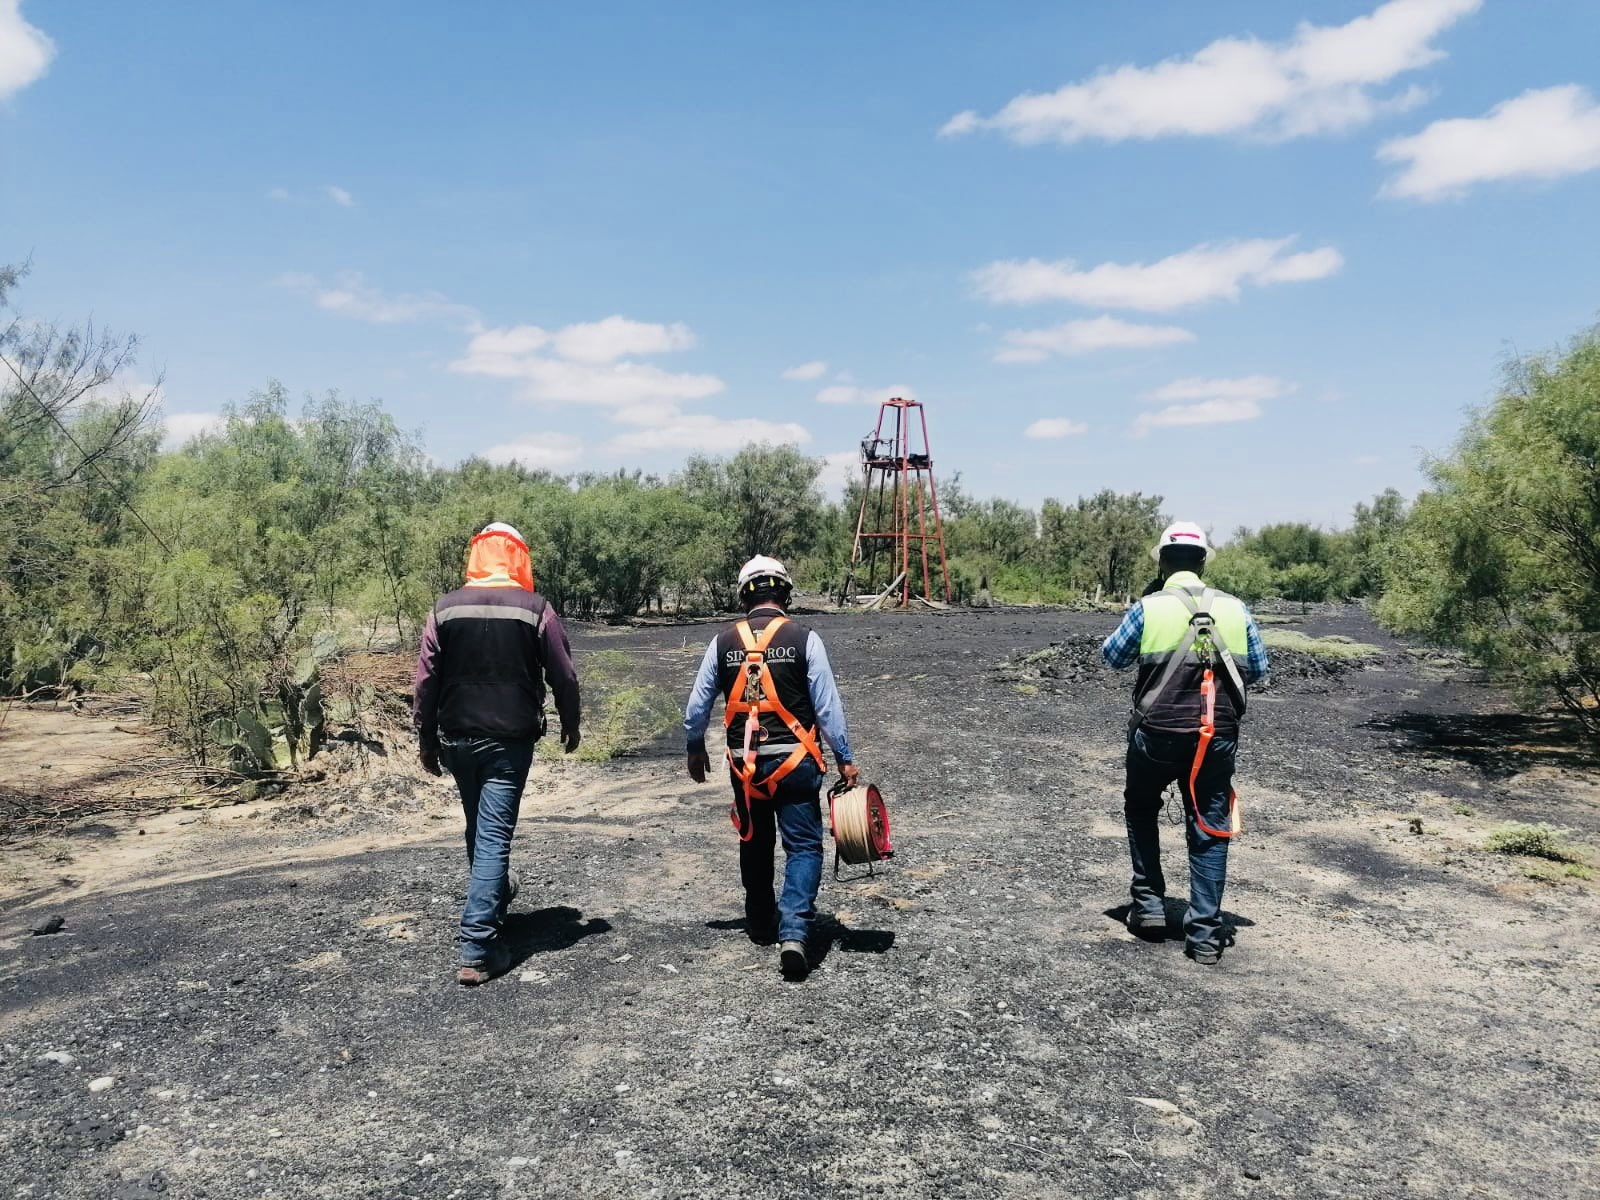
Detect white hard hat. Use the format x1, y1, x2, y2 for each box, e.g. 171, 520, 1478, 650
479, 521, 527, 547
1151, 521, 1211, 562
737, 555, 793, 591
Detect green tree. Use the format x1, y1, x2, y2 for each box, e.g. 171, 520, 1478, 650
1039, 490, 1166, 599
1349, 488, 1409, 597
1379, 329, 1600, 736
1206, 547, 1276, 604
1278, 562, 1334, 611
680, 444, 825, 607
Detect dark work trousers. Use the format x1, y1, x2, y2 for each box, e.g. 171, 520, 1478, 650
732, 757, 825, 945
1123, 727, 1238, 950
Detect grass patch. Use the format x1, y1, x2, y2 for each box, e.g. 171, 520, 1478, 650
1484, 822, 1584, 863
1261, 629, 1383, 660
1566, 863, 1594, 881
572, 650, 682, 762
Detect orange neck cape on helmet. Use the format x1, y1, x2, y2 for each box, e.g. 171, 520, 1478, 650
464, 528, 534, 591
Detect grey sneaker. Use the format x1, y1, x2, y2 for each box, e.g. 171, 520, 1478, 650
779, 940, 810, 979
1186, 940, 1223, 965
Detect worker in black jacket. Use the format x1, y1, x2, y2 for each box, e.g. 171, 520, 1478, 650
414, 522, 581, 985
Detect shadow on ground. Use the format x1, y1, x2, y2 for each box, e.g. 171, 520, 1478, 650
1366, 709, 1600, 776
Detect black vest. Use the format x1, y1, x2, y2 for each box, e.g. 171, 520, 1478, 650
713, 610, 817, 756
433, 586, 551, 741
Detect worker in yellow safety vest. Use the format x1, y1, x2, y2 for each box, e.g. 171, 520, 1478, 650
1101, 522, 1270, 964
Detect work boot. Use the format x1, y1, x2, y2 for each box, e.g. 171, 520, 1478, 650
779, 940, 810, 979
1186, 940, 1224, 966
456, 945, 511, 987
1126, 907, 1168, 939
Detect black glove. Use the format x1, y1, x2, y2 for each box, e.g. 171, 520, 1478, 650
562, 728, 581, 754
419, 744, 442, 777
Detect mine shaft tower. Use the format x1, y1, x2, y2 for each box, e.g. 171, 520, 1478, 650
841, 396, 951, 608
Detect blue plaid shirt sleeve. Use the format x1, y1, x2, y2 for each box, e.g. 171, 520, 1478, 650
1243, 611, 1270, 684
1101, 603, 1144, 670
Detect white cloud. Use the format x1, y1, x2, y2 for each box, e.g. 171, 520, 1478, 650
1135, 399, 1264, 433
1134, 375, 1294, 435
1024, 418, 1088, 440
549, 315, 695, 364
161, 411, 225, 449
324, 185, 355, 208
816, 383, 917, 406
451, 326, 722, 409
501, 357, 721, 409
941, 0, 1477, 145
267, 186, 291, 202
973, 238, 1343, 311
1378, 85, 1600, 200
279, 272, 478, 326
481, 433, 585, 470
1146, 375, 1293, 403
782, 360, 829, 381
463, 324, 550, 358
995, 315, 1195, 363
608, 410, 810, 453
0, 1, 53, 101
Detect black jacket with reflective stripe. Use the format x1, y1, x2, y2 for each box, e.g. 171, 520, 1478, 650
431, 587, 577, 741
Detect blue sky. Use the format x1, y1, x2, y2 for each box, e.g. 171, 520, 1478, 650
3, 0, 1599, 536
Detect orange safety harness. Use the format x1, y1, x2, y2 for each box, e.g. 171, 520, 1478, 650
1191, 664, 1243, 839
723, 616, 825, 841
1133, 587, 1246, 840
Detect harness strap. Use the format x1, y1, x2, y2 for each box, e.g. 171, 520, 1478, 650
1185, 667, 1242, 839
722, 616, 825, 841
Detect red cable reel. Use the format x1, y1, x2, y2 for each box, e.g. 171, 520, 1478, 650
828, 780, 894, 878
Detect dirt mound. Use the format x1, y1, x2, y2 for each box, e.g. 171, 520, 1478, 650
997, 636, 1378, 696
1257, 644, 1370, 685
996, 637, 1122, 692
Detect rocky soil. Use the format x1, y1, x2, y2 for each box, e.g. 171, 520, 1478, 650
3, 608, 1598, 1198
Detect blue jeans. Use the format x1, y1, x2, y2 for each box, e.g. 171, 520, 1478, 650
1124, 728, 1237, 950
440, 735, 535, 965
733, 757, 825, 944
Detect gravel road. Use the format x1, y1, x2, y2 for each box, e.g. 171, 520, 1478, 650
3, 608, 1598, 1198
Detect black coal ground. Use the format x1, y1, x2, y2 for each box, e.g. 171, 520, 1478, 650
3, 608, 1598, 1199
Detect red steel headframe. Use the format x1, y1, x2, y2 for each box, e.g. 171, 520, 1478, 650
844, 397, 951, 607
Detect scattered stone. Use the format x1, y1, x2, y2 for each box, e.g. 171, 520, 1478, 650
1130, 1096, 1201, 1135
88, 1076, 117, 1092
41, 1050, 76, 1065
30, 915, 66, 936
